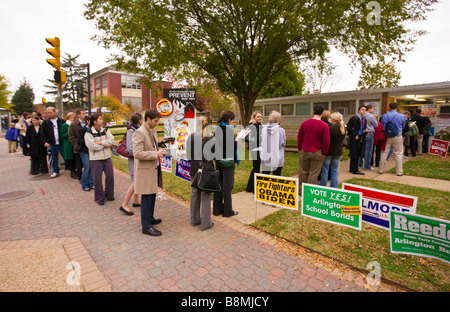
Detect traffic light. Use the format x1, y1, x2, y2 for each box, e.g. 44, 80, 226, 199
45, 37, 61, 69
53, 69, 67, 85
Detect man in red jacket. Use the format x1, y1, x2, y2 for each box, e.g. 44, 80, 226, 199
297, 105, 330, 195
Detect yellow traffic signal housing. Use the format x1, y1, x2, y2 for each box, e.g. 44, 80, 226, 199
45, 37, 61, 68
60, 70, 66, 84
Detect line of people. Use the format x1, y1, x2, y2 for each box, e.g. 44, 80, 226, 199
8, 104, 432, 239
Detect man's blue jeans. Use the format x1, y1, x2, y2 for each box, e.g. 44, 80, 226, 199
49, 144, 61, 174
80, 153, 94, 189
320, 156, 341, 188
364, 133, 374, 169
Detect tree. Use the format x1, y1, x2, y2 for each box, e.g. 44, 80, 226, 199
0, 74, 12, 109
300, 57, 343, 94
93, 95, 131, 123
44, 53, 87, 110
11, 78, 35, 115
85, 0, 437, 126
358, 59, 402, 90
258, 61, 305, 99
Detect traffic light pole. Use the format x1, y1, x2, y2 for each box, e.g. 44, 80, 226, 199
57, 84, 63, 117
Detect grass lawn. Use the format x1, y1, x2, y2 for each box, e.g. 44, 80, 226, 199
111, 147, 449, 291
253, 179, 450, 292
388, 153, 450, 180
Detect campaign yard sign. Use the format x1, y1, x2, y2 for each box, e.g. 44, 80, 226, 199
429, 139, 449, 158
175, 157, 191, 182
301, 184, 362, 231
342, 183, 417, 230
255, 174, 298, 210
390, 211, 450, 263
160, 156, 172, 173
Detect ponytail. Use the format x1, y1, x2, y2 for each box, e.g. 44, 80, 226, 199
330, 112, 346, 135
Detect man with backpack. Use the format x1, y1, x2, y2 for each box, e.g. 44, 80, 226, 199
378, 102, 406, 176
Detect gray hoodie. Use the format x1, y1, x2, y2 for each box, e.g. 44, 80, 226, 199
260, 123, 286, 168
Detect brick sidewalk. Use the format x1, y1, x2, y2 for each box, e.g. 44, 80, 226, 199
0, 139, 397, 292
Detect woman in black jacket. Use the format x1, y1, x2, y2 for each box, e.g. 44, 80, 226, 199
213, 110, 238, 217
26, 117, 48, 175
245, 111, 263, 193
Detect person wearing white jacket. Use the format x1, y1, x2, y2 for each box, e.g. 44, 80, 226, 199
260, 111, 286, 176
84, 114, 115, 205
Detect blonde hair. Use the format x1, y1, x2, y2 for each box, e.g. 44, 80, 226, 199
249, 110, 263, 124
201, 115, 209, 139
330, 112, 345, 135
267, 111, 281, 124
66, 112, 76, 119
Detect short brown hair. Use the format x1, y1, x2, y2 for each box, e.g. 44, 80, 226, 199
145, 108, 161, 121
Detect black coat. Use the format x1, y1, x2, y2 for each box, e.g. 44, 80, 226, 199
347, 115, 366, 158
26, 125, 47, 158
40, 117, 65, 145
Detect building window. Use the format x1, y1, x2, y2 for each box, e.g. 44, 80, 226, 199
264, 104, 280, 116
296, 102, 311, 116
331, 101, 355, 116
122, 96, 142, 110
281, 104, 294, 116
95, 78, 101, 91
121, 75, 142, 90
101, 74, 107, 89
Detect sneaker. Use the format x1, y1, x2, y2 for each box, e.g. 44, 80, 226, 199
377, 170, 383, 174
50, 172, 60, 178
363, 167, 375, 171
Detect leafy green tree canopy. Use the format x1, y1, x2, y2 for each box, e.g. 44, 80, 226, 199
11, 78, 35, 115
85, 0, 436, 126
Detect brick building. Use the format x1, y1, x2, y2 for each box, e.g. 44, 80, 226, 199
86, 65, 172, 112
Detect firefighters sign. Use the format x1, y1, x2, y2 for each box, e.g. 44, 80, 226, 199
255, 174, 298, 210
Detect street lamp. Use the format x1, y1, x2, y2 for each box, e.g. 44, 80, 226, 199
80, 63, 91, 116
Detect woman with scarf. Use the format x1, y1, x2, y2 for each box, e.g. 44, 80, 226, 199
213, 110, 239, 217
119, 113, 143, 216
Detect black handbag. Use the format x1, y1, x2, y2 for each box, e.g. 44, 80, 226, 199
191, 161, 221, 192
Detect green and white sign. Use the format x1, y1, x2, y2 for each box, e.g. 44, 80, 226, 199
301, 184, 362, 231
390, 211, 450, 263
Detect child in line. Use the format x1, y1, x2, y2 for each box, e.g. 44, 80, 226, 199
5, 123, 18, 153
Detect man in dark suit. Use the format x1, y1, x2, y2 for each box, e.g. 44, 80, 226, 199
69, 109, 87, 180
347, 105, 367, 175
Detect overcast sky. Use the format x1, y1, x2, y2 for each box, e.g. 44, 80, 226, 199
1, 0, 449, 105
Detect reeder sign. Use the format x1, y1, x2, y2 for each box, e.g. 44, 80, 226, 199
390, 211, 450, 263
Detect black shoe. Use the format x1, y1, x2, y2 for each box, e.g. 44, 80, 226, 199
201, 223, 214, 231
213, 211, 223, 216
132, 203, 141, 207
120, 206, 134, 216
142, 227, 162, 236
152, 218, 162, 225
223, 211, 238, 217
106, 197, 115, 201
97, 200, 105, 205
352, 171, 365, 175
70, 172, 77, 179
